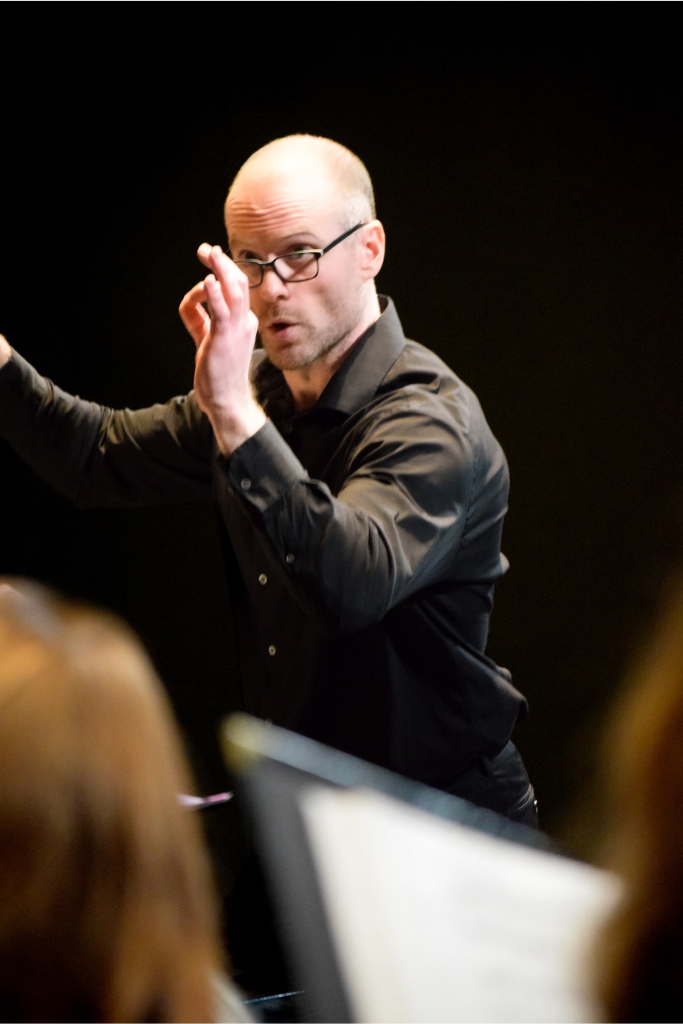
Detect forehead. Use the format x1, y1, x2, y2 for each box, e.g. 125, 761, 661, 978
226, 164, 342, 252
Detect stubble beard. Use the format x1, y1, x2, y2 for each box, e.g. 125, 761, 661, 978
259, 293, 365, 372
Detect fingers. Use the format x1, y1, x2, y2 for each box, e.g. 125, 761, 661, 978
184, 246, 252, 356
203, 273, 230, 325
197, 244, 250, 314
179, 281, 211, 347
0, 334, 11, 368
197, 242, 213, 269
181, 281, 208, 307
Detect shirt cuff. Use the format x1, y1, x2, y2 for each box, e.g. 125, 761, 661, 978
224, 418, 307, 511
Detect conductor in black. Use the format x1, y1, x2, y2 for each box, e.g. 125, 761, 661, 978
0, 134, 536, 825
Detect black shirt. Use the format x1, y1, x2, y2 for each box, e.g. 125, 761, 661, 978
0, 297, 526, 787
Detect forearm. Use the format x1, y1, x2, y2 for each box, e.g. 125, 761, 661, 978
219, 418, 469, 636
0, 348, 213, 508
0, 348, 102, 502
261, 484, 414, 633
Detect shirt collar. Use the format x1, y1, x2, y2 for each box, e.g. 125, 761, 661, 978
254, 296, 406, 420
316, 296, 406, 414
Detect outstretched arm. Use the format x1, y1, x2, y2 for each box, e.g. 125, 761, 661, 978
179, 245, 266, 455
0, 343, 213, 509
1, 244, 266, 512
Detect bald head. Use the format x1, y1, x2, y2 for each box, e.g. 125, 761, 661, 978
222, 136, 385, 388
226, 135, 375, 233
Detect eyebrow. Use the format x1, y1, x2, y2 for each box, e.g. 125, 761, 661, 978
230, 232, 322, 259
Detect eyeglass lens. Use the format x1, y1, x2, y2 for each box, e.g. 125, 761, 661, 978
238, 251, 320, 287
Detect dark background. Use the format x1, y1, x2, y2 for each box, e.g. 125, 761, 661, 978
2, 11, 682, 860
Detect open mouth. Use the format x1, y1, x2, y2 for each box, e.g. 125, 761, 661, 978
268, 320, 297, 337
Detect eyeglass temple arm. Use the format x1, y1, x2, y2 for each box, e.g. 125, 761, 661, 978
320, 222, 365, 255
233, 222, 366, 268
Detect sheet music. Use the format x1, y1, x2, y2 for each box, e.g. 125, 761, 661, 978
301, 787, 621, 1023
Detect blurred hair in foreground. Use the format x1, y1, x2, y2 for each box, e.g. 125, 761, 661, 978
596, 575, 683, 1022
0, 580, 223, 1023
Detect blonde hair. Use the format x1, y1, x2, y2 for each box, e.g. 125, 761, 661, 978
228, 134, 376, 229
0, 582, 223, 1022
595, 576, 683, 1021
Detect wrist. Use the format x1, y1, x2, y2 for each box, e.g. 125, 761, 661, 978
209, 399, 267, 456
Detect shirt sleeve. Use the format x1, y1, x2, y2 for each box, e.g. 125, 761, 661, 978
0, 349, 213, 508
221, 389, 505, 637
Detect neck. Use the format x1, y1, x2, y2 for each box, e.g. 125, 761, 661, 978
283, 291, 382, 412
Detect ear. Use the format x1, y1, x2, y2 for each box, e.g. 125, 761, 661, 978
358, 220, 386, 281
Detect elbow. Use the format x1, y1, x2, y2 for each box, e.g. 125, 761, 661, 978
288, 517, 402, 636
311, 608, 383, 640
302, 581, 394, 639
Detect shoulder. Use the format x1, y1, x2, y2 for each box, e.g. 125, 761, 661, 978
376, 338, 491, 442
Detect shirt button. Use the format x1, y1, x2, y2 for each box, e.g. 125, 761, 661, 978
258, 573, 267, 585
268, 644, 276, 656
240, 478, 252, 491
285, 553, 295, 564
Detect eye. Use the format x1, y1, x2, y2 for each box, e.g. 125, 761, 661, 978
280, 251, 317, 269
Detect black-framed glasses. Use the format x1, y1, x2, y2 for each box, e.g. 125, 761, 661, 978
233, 222, 365, 288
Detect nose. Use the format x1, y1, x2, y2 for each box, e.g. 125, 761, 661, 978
258, 264, 290, 302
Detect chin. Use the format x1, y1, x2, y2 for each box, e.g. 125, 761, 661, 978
269, 351, 316, 372
264, 340, 318, 372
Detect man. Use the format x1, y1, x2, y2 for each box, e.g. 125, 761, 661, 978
0, 134, 533, 822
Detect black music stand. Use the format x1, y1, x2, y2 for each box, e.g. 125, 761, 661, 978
222, 713, 548, 1024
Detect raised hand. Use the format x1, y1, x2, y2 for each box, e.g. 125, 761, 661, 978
0, 334, 11, 369
179, 246, 266, 455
